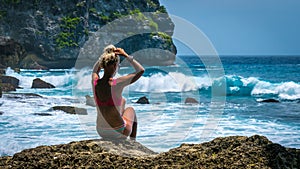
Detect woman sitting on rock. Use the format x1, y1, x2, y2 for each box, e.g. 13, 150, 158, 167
92, 45, 144, 140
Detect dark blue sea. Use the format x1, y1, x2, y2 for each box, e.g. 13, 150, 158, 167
1, 55, 299, 156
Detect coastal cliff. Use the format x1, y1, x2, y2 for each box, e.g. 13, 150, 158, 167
0, 0, 177, 69
0, 135, 299, 168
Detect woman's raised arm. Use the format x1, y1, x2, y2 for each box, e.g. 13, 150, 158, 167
92, 60, 101, 82
114, 48, 145, 86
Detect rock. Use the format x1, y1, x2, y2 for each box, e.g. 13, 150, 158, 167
184, 97, 199, 104
0, 135, 299, 168
52, 106, 87, 115
32, 113, 52, 116
1, 83, 16, 92
0, 82, 2, 98
31, 78, 55, 89
0, 75, 19, 92
0, 76, 19, 88
0, 36, 26, 69
0, 111, 3, 115
259, 99, 280, 103
85, 95, 96, 107
0, 69, 5, 75
136, 96, 150, 104
20, 54, 49, 70
5, 93, 43, 99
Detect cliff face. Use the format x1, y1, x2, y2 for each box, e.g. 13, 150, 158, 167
0, 0, 177, 69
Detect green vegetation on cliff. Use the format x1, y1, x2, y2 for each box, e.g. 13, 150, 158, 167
55, 16, 81, 49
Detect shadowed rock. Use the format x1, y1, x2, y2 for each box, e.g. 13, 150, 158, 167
51, 106, 87, 115
0, 135, 299, 168
136, 96, 150, 104
0, 111, 3, 115
31, 78, 55, 89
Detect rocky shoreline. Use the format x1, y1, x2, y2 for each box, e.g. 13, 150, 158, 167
0, 135, 299, 168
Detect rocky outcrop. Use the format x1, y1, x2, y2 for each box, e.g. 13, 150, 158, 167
0, 37, 26, 69
0, 135, 299, 168
136, 96, 150, 104
31, 78, 55, 88
0, 0, 177, 69
51, 106, 87, 115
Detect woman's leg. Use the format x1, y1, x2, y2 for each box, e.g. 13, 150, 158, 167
122, 107, 137, 140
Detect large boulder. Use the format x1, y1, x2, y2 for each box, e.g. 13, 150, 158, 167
1, 83, 16, 92
0, 75, 19, 92
0, 75, 19, 88
31, 78, 55, 89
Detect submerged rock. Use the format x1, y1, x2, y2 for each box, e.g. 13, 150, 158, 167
0, 135, 299, 168
52, 106, 87, 115
31, 78, 55, 89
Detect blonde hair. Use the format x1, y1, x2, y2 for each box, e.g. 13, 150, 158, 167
99, 45, 119, 68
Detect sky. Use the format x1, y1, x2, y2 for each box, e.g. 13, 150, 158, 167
160, 0, 300, 56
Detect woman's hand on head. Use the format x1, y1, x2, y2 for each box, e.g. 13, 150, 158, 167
114, 48, 128, 57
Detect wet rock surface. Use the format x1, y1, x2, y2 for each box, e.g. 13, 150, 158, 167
31, 78, 55, 89
136, 96, 150, 104
0, 135, 299, 168
51, 106, 87, 115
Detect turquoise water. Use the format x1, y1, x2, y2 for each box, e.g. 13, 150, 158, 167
0, 55, 299, 156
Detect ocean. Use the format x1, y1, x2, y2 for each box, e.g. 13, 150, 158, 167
0, 55, 299, 156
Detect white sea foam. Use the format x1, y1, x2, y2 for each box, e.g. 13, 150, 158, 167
5, 67, 300, 100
